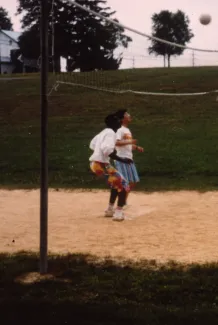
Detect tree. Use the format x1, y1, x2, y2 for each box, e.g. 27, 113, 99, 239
148, 10, 194, 68
16, 0, 132, 72
0, 7, 13, 30
10, 49, 23, 73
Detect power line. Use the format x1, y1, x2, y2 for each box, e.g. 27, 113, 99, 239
70, 0, 218, 53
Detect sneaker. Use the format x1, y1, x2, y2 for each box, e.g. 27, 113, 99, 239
104, 209, 114, 217
112, 209, 124, 222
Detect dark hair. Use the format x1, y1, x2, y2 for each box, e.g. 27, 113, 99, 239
104, 114, 119, 128
114, 109, 127, 120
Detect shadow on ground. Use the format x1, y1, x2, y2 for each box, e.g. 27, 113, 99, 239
1, 252, 218, 324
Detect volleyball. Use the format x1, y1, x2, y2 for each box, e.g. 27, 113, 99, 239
199, 14, 211, 25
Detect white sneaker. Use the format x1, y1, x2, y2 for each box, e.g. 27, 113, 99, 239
104, 209, 114, 217
112, 209, 124, 222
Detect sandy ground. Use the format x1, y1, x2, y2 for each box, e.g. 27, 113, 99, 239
1, 189, 218, 264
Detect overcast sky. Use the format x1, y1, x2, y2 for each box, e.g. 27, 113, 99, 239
4, 0, 218, 68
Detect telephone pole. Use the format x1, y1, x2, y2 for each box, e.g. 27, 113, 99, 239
51, 0, 55, 74
192, 51, 195, 67
40, 0, 49, 274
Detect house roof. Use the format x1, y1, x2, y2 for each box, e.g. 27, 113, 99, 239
1, 30, 22, 43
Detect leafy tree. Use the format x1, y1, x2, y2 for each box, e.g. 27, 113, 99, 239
10, 49, 23, 73
16, 0, 132, 72
0, 7, 13, 30
148, 10, 194, 67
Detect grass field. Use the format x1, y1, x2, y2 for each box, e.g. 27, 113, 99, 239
1, 67, 218, 324
2, 252, 218, 324
1, 67, 218, 191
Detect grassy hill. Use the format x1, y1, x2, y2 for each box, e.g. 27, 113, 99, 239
2, 68, 218, 325
1, 67, 218, 190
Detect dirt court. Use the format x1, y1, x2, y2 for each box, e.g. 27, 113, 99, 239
1, 189, 218, 264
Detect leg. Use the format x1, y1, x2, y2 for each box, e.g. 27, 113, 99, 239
117, 189, 126, 208
109, 188, 118, 205
124, 182, 136, 206
112, 189, 127, 221
106, 164, 130, 221
90, 162, 129, 220
123, 161, 140, 207
105, 188, 118, 217
114, 160, 134, 207
90, 162, 115, 217
106, 187, 126, 219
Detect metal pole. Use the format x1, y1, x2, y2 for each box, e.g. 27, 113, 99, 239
192, 51, 195, 67
40, 0, 49, 274
51, 0, 55, 74
0, 44, 1, 74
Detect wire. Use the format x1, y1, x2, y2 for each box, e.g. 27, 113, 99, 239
69, 1, 218, 53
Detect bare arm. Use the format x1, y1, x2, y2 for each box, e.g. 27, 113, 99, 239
116, 139, 137, 147
132, 144, 144, 152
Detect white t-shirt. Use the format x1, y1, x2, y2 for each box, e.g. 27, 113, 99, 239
89, 128, 116, 163
116, 126, 133, 159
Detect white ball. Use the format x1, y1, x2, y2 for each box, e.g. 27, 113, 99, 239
199, 14, 211, 25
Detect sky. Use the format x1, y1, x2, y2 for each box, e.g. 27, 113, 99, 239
3, 0, 218, 69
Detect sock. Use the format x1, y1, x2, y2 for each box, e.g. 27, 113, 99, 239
108, 203, 114, 210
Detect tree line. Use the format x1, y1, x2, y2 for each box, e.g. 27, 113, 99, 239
0, 1, 194, 72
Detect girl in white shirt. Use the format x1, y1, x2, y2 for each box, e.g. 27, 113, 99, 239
89, 114, 132, 221
115, 109, 144, 207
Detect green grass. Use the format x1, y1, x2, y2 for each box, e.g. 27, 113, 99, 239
1, 252, 218, 324
1, 67, 218, 190
2, 68, 218, 324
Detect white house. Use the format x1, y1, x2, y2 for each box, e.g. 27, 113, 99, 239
0, 29, 22, 74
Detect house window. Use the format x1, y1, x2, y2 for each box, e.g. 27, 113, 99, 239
9, 40, 12, 45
